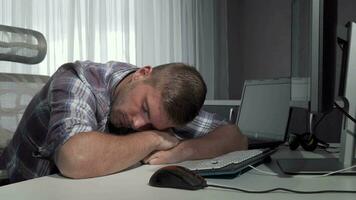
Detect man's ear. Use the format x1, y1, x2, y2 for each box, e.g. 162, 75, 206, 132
132, 66, 153, 81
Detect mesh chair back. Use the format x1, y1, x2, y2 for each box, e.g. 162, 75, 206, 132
0, 73, 49, 149
0, 24, 47, 64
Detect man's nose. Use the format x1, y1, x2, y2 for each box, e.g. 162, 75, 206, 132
132, 116, 149, 130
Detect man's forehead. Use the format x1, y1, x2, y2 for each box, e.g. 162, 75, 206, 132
149, 106, 173, 130
145, 87, 173, 130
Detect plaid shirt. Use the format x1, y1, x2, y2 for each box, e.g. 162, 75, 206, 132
0, 61, 226, 183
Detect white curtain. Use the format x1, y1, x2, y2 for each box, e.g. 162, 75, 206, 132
0, 0, 229, 99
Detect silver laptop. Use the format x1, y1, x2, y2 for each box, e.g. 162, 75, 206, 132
175, 79, 290, 177
237, 78, 291, 149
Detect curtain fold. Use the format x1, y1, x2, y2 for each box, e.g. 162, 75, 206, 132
0, 0, 229, 99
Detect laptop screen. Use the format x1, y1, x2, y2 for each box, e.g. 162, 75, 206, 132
237, 78, 290, 141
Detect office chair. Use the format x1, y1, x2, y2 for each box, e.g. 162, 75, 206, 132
0, 24, 48, 185
0, 24, 47, 64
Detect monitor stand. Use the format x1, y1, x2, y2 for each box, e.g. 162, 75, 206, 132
277, 158, 356, 175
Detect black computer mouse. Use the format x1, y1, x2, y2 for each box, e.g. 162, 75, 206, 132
149, 165, 207, 190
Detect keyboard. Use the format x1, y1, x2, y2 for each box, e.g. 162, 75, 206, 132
177, 148, 276, 177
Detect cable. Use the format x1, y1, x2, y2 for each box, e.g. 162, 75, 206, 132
334, 102, 356, 123
303, 164, 356, 178
207, 184, 356, 194
292, 110, 331, 151
247, 165, 279, 176
312, 109, 333, 133
205, 165, 356, 194
207, 161, 356, 194
248, 164, 356, 178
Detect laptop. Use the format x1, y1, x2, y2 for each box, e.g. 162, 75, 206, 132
237, 78, 291, 149
176, 78, 290, 177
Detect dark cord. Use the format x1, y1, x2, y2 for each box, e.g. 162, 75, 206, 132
312, 109, 333, 133
334, 102, 356, 123
207, 184, 356, 194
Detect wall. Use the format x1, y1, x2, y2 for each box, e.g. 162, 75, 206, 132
227, 0, 291, 99
226, 0, 356, 142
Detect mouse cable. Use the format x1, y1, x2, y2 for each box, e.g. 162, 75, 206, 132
206, 184, 356, 194
204, 164, 356, 194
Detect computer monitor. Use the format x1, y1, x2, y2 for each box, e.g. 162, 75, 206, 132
339, 21, 356, 168
278, 0, 356, 174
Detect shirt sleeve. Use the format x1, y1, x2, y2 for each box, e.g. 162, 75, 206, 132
172, 110, 228, 139
46, 70, 98, 149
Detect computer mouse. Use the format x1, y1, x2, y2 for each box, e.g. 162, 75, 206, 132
149, 165, 207, 190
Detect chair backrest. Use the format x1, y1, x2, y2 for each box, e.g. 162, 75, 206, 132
0, 73, 49, 150
0, 24, 47, 64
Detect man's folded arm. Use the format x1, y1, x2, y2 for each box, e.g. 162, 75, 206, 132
55, 130, 178, 179
144, 124, 248, 164
180, 124, 248, 160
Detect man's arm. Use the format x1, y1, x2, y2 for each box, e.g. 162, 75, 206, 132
143, 124, 248, 164
55, 130, 178, 179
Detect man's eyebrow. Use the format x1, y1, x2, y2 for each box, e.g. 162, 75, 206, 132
145, 98, 162, 130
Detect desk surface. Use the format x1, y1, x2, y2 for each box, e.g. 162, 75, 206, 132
0, 146, 356, 200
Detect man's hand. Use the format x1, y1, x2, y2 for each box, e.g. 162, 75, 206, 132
152, 130, 180, 150
144, 130, 183, 164
143, 145, 186, 165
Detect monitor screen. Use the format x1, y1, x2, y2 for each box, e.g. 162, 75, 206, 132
237, 79, 290, 141
343, 22, 356, 135
339, 21, 356, 165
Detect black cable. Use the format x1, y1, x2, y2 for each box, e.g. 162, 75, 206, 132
305, 109, 309, 131
337, 37, 347, 50
207, 184, 356, 194
294, 110, 331, 150
312, 109, 333, 133
334, 102, 356, 123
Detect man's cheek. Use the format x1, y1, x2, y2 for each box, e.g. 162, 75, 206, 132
109, 112, 121, 126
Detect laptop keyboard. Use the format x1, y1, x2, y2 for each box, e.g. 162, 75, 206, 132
178, 149, 264, 170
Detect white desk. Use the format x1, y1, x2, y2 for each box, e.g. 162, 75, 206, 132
0, 146, 356, 200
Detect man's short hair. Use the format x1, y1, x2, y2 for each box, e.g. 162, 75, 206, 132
146, 63, 207, 126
